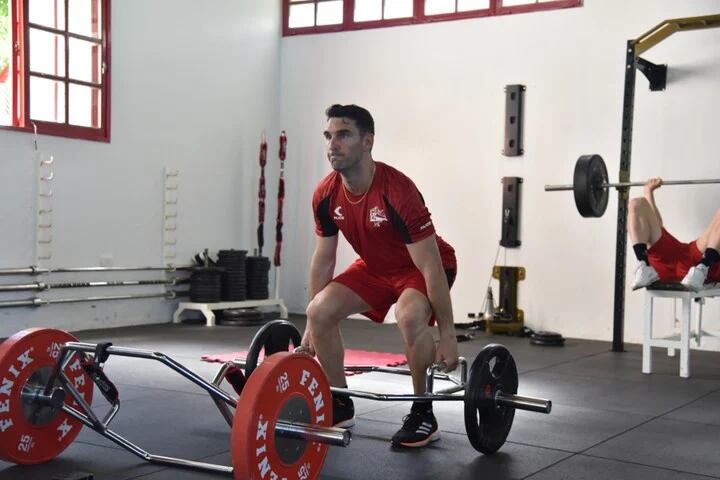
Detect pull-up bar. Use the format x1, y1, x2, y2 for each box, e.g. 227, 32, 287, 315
634, 14, 720, 56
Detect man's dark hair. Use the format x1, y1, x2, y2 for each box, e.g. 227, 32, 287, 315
325, 104, 375, 135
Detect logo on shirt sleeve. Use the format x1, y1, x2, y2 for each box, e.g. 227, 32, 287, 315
369, 206, 388, 227
333, 206, 345, 220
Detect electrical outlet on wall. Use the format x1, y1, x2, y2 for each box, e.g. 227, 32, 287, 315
100, 255, 113, 267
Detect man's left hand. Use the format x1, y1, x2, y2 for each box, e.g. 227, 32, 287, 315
435, 334, 459, 372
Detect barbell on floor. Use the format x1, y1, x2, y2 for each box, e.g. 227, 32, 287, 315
239, 320, 551, 458
544, 154, 720, 217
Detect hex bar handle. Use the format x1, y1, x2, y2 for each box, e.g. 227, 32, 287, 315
545, 178, 720, 192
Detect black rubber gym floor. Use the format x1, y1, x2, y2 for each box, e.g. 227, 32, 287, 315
2, 315, 720, 479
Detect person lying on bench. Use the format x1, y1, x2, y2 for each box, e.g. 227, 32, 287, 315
629, 178, 720, 291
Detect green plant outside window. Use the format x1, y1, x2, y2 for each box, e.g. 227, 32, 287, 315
0, 0, 9, 72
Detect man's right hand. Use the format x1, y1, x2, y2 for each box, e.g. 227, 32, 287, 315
644, 177, 662, 197
295, 328, 316, 356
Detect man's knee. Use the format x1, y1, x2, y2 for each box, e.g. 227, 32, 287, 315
306, 292, 342, 329
395, 300, 432, 346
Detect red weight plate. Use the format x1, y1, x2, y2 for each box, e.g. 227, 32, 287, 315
232, 352, 331, 480
0, 328, 94, 464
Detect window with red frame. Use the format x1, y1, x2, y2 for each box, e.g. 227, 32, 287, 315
0, 0, 110, 142
283, 0, 581, 35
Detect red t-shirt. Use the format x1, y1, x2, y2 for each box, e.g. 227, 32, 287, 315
312, 161, 456, 274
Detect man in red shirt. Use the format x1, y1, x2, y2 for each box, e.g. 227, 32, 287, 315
629, 178, 720, 290
300, 104, 458, 449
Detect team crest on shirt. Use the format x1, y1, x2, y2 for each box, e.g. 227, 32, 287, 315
369, 206, 387, 227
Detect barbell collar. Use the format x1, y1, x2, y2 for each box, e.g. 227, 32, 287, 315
21, 387, 66, 409
274, 420, 351, 447
495, 392, 552, 414
0, 282, 44, 292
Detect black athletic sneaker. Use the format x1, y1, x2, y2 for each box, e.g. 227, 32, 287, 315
391, 410, 440, 448
332, 394, 355, 428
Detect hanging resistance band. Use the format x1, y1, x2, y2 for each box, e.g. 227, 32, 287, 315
274, 131, 287, 267
257, 134, 267, 256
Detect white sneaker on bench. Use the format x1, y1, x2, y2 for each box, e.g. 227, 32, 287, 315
681, 264, 709, 291
631, 262, 659, 290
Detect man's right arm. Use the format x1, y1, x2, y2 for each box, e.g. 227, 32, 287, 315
644, 177, 663, 227
300, 235, 338, 354
308, 234, 339, 301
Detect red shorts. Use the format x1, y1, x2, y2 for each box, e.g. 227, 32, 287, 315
332, 259, 457, 325
648, 228, 720, 282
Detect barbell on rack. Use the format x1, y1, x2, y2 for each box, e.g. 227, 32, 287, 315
545, 154, 720, 217
0, 265, 195, 276
0, 279, 178, 293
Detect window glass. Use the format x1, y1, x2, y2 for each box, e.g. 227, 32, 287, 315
69, 0, 101, 38
69, 83, 100, 127
425, 0, 455, 15
30, 28, 66, 77
458, 0, 489, 11
502, 0, 536, 6
317, 0, 343, 25
29, 0, 66, 30
384, 0, 412, 19
69, 37, 101, 83
289, 2, 315, 28
355, 0, 382, 22
30, 76, 66, 123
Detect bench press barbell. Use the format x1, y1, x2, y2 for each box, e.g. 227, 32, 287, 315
0, 321, 551, 480
545, 154, 720, 217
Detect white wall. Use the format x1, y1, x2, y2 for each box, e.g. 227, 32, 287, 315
279, 0, 720, 346
0, 0, 281, 337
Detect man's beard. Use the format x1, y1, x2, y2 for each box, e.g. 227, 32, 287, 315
329, 154, 360, 173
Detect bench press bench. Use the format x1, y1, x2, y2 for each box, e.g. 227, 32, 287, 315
642, 283, 720, 378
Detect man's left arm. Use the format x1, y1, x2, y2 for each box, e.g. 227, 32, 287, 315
406, 235, 458, 371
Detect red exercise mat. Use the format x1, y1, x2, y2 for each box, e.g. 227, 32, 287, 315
201, 349, 407, 370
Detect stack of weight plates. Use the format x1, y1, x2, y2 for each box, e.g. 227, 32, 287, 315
530, 331, 565, 347
218, 249, 247, 301
219, 308, 265, 326
246, 256, 270, 300
189, 267, 224, 303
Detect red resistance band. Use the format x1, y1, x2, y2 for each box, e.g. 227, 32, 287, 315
257, 135, 267, 255
274, 131, 286, 267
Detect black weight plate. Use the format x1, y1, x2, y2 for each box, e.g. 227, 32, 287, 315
573, 154, 609, 218
244, 320, 302, 377
219, 317, 265, 327
464, 344, 518, 454
224, 309, 265, 321
532, 331, 563, 340
218, 249, 247, 257
531, 338, 565, 347
247, 294, 270, 300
